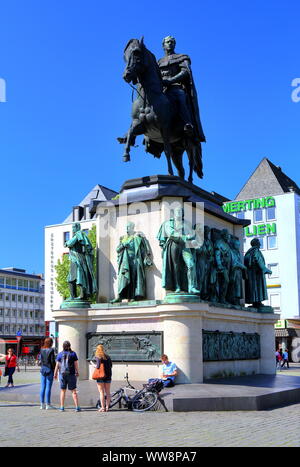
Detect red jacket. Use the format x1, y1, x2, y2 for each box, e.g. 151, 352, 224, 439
6, 355, 17, 368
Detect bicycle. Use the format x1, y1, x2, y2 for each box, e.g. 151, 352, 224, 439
96, 373, 161, 412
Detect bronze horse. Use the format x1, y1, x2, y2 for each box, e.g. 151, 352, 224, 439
118, 38, 204, 183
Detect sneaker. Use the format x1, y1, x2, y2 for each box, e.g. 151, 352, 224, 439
75, 407, 81, 412
40, 404, 45, 410
46, 405, 55, 410
59, 407, 65, 412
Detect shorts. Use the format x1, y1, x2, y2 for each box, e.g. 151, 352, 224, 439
96, 377, 111, 384
60, 373, 77, 390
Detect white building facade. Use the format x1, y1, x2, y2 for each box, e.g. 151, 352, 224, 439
224, 158, 300, 360
0, 268, 45, 355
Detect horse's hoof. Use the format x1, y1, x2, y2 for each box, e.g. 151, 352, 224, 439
123, 155, 130, 162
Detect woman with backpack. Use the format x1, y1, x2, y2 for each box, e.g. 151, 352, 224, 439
54, 340, 81, 412
39, 337, 56, 409
93, 344, 112, 412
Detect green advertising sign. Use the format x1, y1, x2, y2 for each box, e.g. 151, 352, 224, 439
245, 223, 277, 237
223, 196, 275, 214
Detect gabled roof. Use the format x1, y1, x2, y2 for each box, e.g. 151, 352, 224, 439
235, 158, 300, 200
63, 184, 118, 223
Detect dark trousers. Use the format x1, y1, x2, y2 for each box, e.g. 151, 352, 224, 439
281, 359, 289, 368
7, 367, 15, 385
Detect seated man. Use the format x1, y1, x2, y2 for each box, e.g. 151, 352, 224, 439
160, 354, 177, 387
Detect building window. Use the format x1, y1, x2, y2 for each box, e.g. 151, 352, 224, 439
0, 277, 4, 286
267, 235, 277, 250
268, 263, 279, 278
63, 232, 70, 244
259, 237, 265, 250
253, 209, 263, 223
236, 212, 245, 220
266, 206, 276, 221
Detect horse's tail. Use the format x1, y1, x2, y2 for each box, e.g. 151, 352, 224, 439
193, 143, 203, 179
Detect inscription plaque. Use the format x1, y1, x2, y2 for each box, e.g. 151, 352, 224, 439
203, 330, 260, 361
87, 332, 163, 362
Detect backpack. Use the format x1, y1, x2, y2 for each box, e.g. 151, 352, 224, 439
145, 378, 164, 393
60, 352, 71, 376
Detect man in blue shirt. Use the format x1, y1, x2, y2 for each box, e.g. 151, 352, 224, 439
160, 354, 177, 387
54, 340, 81, 412
281, 349, 289, 369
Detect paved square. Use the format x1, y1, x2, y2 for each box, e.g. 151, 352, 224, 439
0, 400, 299, 447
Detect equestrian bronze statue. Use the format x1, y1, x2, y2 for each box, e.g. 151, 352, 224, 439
118, 36, 206, 183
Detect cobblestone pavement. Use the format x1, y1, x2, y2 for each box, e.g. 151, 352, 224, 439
1, 365, 300, 447
0, 401, 299, 447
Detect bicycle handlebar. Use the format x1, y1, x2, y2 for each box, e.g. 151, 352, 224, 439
124, 372, 135, 389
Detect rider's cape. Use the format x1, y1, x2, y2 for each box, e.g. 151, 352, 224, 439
158, 53, 206, 143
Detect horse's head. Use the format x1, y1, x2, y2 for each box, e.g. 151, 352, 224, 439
123, 37, 146, 84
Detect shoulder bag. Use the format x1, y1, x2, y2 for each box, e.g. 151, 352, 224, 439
92, 359, 106, 380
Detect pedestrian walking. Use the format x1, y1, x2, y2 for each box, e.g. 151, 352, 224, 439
281, 349, 290, 369
39, 337, 56, 410
92, 344, 112, 412
275, 349, 282, 371
0, 348, 19, 387
54, 341, 81, 412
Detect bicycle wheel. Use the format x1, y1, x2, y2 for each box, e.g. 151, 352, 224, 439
131, 390, 158, 412
108, 390, 123, 408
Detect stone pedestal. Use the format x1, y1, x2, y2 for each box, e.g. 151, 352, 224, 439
54, 309, 89, 380
52, 176, 278, 384
53, 301, 278, 383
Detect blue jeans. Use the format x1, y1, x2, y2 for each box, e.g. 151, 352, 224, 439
40, 373, 54, 404
7, 367, 15, 385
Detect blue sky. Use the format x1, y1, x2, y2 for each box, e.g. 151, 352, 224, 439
0, 0, 299, 274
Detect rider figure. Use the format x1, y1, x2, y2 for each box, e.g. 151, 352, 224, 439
158, 36, 206, 143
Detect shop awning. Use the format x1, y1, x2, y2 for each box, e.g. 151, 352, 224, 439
275, 329, 297, 337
